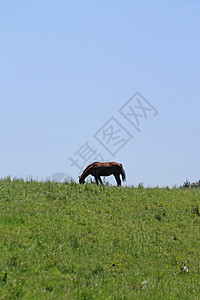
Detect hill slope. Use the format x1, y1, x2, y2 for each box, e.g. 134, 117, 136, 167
0, 179, 200, 299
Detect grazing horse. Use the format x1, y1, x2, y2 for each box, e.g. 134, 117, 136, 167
79, 162, 126, 186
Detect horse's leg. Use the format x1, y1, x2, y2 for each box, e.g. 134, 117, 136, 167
117, 175, 121, 186
95, 176, 99, 185
114, 174, 121, 186
93, 170, 99, 185
99, 177, 103, 185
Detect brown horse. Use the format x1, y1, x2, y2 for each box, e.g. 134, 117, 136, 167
79, 162, 126, 186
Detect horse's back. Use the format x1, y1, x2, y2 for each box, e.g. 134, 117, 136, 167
92, 161, 122, 168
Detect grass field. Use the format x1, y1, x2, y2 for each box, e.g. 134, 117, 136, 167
0, 178, 200, 299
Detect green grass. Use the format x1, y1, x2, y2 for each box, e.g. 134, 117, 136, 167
0, 178, 200, 299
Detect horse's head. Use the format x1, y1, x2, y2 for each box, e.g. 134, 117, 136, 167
79, 176, 85, 184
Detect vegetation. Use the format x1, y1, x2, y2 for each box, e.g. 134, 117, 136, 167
182, 179, 200, 189
0, 178, 200, 299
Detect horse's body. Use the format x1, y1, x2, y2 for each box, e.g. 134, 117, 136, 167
79, 162, 126, 186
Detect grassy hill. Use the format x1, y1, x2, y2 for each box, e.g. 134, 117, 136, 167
0, 178, 200, 299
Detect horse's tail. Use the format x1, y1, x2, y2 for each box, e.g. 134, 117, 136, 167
120, 164, 126, 182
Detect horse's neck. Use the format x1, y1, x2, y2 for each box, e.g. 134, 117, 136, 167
81, 168, 91, 179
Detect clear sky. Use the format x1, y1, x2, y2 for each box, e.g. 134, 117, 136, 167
0, 0, 200, 187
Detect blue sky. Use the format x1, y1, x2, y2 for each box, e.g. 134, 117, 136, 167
0, 0, 200, 186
